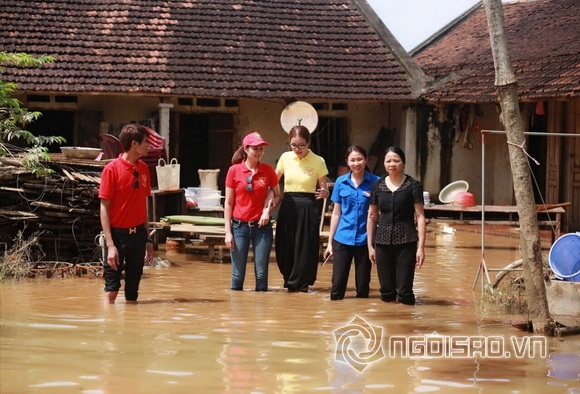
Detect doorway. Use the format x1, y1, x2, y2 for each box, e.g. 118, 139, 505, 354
178, 113, 234, 190
27, 110, 75, 152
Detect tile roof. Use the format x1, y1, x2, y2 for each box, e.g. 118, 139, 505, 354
413, 0, 580, 103
0, 0, 417, 101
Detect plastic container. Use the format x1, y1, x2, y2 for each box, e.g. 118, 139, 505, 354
198, 169, 220, 190
453, 191, 476, 207
423, 191, 431, 206
548, 232, 580, 282
438, 180, 469, 203
185, 187, 214, 198
196, 191, 222, 208
165, 237, 185, 255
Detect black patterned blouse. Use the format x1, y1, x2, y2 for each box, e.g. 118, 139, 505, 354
369, 175, 423, 245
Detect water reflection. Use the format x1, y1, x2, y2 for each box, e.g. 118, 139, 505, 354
1, 226, 579, 393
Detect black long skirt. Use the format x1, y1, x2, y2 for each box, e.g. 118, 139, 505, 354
275, 192, 320, 291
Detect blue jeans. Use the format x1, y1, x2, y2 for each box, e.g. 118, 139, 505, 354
231, 221, 273, 291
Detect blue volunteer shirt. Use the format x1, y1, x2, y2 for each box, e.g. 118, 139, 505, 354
330, 170, 380, 246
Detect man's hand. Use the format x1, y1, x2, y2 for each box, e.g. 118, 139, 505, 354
145, 242, 154, 266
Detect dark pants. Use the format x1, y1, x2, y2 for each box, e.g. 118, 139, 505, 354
330, 240, 371, 300
104, 225, 147, 301
375, 242, 417, 305
275, 193, 319, 291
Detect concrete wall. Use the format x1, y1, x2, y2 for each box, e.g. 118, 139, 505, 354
26, 93, 548, 207
31, 94, 403, 180
408, 102, 518, 206
79, 95, 160, 125
233, 98, 405, 172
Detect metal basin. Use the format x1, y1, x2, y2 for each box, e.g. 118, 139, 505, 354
60, 147, 102, 159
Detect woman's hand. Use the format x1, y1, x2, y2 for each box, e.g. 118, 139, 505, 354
416, 248, 425, 269
324, 244, 333, 260
315, 187, 329, 200
368, 246, 377, 266
258, 209, 270, 227
225, 233, 234, 250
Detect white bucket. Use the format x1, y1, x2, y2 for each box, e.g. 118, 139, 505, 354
198, 169, 220, 190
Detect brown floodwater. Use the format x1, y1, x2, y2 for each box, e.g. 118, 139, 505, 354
1, 225, 579, 393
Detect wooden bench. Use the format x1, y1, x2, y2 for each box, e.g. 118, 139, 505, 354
197, 234, 226, 262
424, 204, 566, 242
169, 224, 226, 262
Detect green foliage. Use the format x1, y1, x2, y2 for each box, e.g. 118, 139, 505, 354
0, 51, 65, 176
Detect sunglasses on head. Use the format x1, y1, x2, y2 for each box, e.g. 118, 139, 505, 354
246, 175, 253, 192
133, 170, 139, 189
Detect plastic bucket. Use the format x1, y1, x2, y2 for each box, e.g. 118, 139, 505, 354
453, 191, 475, 207
548, 232, 580, 282
166, 237, 185, 255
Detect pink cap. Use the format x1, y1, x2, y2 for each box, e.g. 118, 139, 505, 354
243, 132, 269, 147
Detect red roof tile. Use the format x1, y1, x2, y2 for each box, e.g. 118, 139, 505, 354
0, 0, 417, 101
413, 0, 580, 102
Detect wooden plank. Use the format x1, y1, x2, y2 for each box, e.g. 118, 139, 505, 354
0, 186, 25, 192
61, 169, 76, 182
170, 224, 225, 235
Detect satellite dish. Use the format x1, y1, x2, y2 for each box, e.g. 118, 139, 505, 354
280, 101, 318, 134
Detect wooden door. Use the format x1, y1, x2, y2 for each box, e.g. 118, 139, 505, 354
208, 129, 234, 190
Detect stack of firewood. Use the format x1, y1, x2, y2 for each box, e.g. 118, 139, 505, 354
0, 161, 103, 263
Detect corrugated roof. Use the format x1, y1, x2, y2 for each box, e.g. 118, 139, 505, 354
0, 0, 417, 101
413, 0, 580, 103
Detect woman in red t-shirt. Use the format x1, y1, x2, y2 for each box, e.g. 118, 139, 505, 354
224, 132, 281, 291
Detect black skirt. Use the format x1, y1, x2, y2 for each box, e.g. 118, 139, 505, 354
275, 192, 320, 290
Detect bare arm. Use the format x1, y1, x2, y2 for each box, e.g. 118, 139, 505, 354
316, 175, 329, 200
275, 169, 283, 180
367, 204, 379, 266
263, 184, 282, 214
324, 202, 341, 259
100, 199, 119, 268
224, 186, 235, 250
415, 202, 426, 269
144, 197, 153, 265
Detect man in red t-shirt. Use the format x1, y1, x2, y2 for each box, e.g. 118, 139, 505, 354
99, 124, 152, 304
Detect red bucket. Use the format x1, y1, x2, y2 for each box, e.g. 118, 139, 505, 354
453, 192, 475, 206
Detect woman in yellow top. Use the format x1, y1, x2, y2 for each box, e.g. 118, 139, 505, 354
275, 125, 329, 292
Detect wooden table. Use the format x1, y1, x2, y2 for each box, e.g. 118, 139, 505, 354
169, 224, 226, 262
424, 204, 566, 242
148, 189, 185, 249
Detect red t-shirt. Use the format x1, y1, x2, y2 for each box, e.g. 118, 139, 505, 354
99, 157, 151, 228
225, 161, 278, 222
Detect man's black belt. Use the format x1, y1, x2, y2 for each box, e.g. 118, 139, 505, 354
111, 224, 145, 234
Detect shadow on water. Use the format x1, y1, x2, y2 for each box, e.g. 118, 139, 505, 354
137, 298, 226, 305
1, 224, 579, 393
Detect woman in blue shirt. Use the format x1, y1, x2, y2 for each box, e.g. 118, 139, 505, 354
324, 145, 380, 300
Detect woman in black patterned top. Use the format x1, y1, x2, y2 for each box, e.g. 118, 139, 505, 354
366, 147, 426, 305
